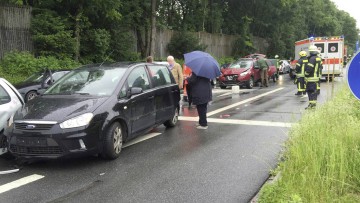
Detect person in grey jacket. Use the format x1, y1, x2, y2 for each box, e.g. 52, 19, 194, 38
187, 72, 212, 129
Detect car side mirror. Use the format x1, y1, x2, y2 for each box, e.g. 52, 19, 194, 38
127, 87, 143, 98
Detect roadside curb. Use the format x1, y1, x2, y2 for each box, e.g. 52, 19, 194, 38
250, 172, 282, 203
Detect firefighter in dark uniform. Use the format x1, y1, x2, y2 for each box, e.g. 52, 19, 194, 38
295, 51, 308, 96
305, 45, 322, 109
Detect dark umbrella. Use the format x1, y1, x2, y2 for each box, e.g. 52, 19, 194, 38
184, 51, 221, 79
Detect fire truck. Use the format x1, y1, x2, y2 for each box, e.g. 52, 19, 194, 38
294, 36, 345, 80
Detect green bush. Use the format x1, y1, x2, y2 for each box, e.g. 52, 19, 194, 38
80, 29, 111, 63
31, 9, 76, 59
167, 31, 207, 59
258, 85, 360, 203
217, 57, 235, 66
0, 52, 80, 84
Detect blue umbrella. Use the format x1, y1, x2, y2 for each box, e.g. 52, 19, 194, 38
184, 51, 221, 79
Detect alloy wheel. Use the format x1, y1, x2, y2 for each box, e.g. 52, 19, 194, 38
113, 126, 123, 154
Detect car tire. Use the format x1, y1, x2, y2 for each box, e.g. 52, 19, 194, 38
25, 91, 37, 102
164, 107, 179, 127
220, 85, 227, 89
101, 122, 124, 160
0, 133, 13, 159
246, 77, 254, 89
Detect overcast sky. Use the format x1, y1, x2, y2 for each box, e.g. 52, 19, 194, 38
331, 0, 360, 30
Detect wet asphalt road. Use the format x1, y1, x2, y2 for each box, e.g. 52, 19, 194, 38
0, 74, 344, 203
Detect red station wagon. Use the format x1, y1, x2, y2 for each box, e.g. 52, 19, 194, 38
218, 58, 277, 89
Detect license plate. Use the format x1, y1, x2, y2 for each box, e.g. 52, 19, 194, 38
16, 137, 47, 147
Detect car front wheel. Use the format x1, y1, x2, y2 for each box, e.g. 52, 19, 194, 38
246, 77, 254, 89
101, 122, 124, 160
164, 107, 179, 127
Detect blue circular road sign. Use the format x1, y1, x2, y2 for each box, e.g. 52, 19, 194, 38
347, 51, 360, 100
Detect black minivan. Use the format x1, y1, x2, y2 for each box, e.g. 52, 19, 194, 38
5, 62, 180, 160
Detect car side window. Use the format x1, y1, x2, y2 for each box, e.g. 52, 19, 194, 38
127, 66, 150, 90
0, 85, 11, 105
119, 85, 127, 99
147, 65, 172, 87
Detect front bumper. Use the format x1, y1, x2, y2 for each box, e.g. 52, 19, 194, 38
219, 76, 249, 86
6, 122, 102, 159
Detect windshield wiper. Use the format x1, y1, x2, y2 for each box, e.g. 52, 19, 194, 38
73, 92, 90, 95
45, 91, 90, 95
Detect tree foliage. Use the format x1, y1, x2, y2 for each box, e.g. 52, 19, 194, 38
3, 0, 358, 62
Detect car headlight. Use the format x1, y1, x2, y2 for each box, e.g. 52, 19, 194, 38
240, 71, 248, 76
60, 113, 94, 129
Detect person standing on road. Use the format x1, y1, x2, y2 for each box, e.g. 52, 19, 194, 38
305, 45, 322, 109
295, 51, 308, 96
257, 56, 269, 87
316, 52, 323, 95
167, 55, 183, 89
275, 54, 280, 79
187, 72, 212, 129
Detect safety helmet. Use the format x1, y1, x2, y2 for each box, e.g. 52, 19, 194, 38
308, 45, 320, 55
299, 51, 307, 57
308, 45, 318, 52
275, 55, 279, 58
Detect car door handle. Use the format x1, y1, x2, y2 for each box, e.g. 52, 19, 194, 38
148, 96, 154, 99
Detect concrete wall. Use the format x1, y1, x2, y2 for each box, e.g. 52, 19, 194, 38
154, 29, 268, 59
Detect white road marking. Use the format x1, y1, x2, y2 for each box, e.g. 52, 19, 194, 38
212, 89, 232, 93
0, 174, 44, 194
179, 117, 292, 128
122, 132, 162, 148
216, 92, 233, 97
207, 88, 284, 116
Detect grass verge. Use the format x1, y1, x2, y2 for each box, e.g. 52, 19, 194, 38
258, 85, 360, 203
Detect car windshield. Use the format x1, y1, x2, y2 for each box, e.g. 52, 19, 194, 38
24, 72, 44, 83
229, 60, 252, 69
44, 67, 126, 96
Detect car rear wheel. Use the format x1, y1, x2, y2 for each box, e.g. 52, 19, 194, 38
164, 107, 179, 127
246, 77, 254, 89
25, 91, 37, 102
101, 122, 124, 160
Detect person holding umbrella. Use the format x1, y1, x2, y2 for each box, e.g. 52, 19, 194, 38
184, 51, 221, 130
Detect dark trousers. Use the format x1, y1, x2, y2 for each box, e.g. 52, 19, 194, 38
187, 85, 192, 105
297, 77, 306, 94
196, 103, 208, 126
306, 82, 317, 105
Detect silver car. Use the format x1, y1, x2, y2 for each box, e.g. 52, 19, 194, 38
0, 78, 24, 155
